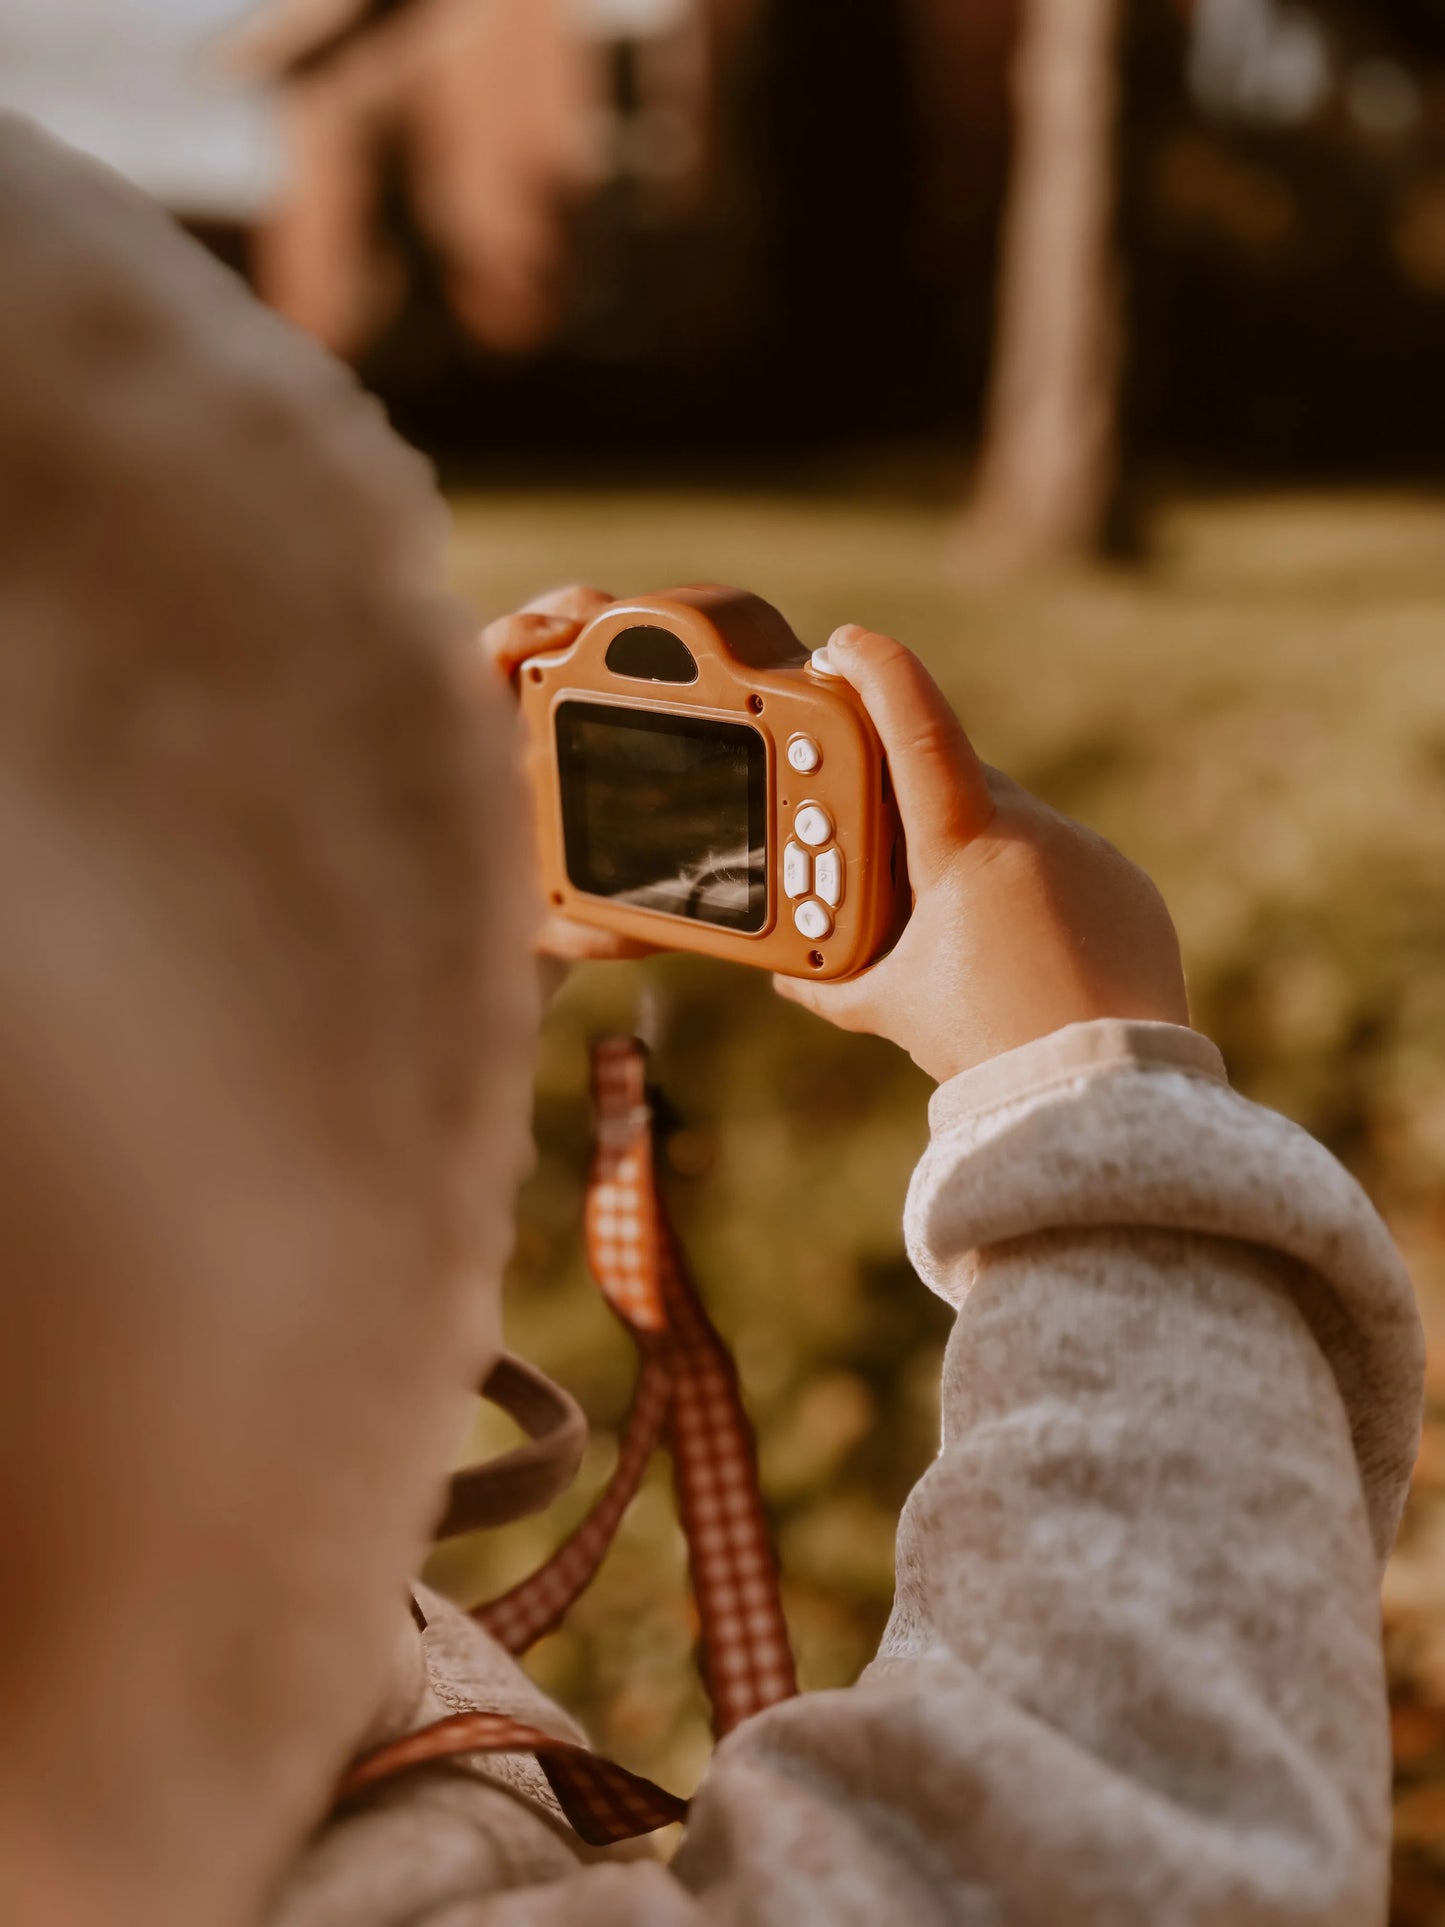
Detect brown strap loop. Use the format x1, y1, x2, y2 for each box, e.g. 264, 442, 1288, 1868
437, 1352, 589, 1537
341, 1037, 797, 1842
337, 1709, 688, 1846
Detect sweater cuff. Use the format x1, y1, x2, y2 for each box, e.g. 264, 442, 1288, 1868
927, 1019, 1226, 1139
905, 1018, 1422, 1568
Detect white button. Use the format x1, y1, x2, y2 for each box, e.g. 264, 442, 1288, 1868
814, 848, 843, 907
782, 841, 811, 900
794, 898, 833, 940
807, 647, 845, 678
794, 804, 833, 848
787, 735, 821, 774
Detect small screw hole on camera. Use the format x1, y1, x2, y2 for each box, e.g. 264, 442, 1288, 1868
529, 666, 544, 683
748, 695, 764, 713
809, 950, 825, 969
550, 891, 564, 906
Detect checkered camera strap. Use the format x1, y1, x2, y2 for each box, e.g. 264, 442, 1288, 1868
337, 1038, 797, 1845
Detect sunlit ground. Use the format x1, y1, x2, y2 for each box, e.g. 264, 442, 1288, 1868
429, 480, 1445, 1917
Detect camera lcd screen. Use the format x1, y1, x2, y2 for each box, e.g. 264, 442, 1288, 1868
555, 701, 767, 932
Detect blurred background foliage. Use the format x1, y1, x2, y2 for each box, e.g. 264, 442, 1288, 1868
427, 482, 1445, 1914
9, 0, 1445, 1913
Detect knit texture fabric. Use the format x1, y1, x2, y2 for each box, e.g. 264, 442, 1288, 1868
271, 1019, 1424, 1926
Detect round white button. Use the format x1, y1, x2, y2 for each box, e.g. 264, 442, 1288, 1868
787, 735, 821, 774
794, 898, 833, 940
807, 647, 845, 678
794, 804, 833, 848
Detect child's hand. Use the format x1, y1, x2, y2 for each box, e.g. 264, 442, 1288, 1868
775, 625, 1189, 1083
479, 586, 652, 967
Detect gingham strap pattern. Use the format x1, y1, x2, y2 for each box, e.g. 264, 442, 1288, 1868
335, 1709, 688, 1846
339, 1036, 797, 1840
471, 1352, 671, 1651
482, 1037, 795, 1727
651, 1211, 799, 1729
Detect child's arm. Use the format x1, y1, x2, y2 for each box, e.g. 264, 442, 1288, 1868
456, 616, 1422, 1925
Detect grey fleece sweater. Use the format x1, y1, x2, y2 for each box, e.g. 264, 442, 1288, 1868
272, 1019, 1423, 1926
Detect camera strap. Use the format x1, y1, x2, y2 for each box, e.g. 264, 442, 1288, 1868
337, 1036, 797, 1845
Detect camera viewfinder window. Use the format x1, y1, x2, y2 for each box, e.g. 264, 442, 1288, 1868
556, 702, 767, 932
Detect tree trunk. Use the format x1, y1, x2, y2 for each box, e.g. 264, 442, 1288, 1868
962, 0, 1124, 572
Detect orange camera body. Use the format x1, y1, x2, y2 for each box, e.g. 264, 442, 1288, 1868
519, 587, 910, 981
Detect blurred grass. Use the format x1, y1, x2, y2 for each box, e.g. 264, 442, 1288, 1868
430, 479, 1445, 1918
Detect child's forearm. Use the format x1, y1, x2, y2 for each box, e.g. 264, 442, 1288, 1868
454, 614, 1417, 1925
666, 1027, 1418, 1926
453, 1020, 1420, 1927
864, 1017, 1421, 1920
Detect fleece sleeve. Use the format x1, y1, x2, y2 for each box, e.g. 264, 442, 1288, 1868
373, 1022, 1429, 1927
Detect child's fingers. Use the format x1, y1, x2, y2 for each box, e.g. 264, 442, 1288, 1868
479, 611, 580, 682
825, 625, 995, 885
480, 586, 615, 683
771, 971, 820, 1017
771, 969, 868, 1027
521, 584, 615, 625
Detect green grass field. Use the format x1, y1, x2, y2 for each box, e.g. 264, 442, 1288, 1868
432, 481, 1445, 1914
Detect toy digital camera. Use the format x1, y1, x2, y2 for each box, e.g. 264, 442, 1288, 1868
518, 586, 910, 980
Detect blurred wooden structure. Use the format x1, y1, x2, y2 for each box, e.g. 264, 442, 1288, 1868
244, 0, 597, 356
235, 0, 771, 359
240, 0, 1014, 391
228, 0, 1445, 480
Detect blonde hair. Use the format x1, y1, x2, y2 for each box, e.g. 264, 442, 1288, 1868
0, 116, 538, 1925
0, 112, 533, 1195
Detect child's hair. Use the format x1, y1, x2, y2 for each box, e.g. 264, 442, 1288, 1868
0, 122, 540, 1914
0, 113, 533, 1206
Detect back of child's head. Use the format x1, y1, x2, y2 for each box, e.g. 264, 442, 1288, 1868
0, 115, 537, 1927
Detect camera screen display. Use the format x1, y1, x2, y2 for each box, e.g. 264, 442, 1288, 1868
555, 701, 767, 932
